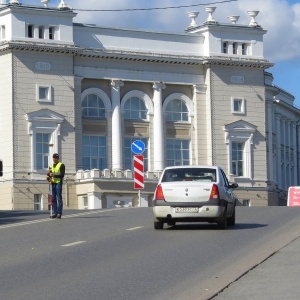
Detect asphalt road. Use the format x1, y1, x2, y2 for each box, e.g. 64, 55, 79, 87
1, 207, 300, 300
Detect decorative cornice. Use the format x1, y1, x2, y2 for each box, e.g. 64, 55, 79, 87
203, 58, 273, 69
0, 40, 273, 68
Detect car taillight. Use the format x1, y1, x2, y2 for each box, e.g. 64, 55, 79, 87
155, 185, 165, 200
209, 184, 220, 200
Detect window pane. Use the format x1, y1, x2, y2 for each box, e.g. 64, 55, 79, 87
36, 133, 49, 169
166, 99, 189, 122
82, 94, 105, 118
231, 142, 244, 176
166, 139, 190, 167
124, 97, 147, 120
82, 135, 107, 170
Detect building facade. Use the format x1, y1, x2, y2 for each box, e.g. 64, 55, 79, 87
0, 0, 299, 210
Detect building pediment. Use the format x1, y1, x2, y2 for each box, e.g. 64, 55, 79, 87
25, 109, 64, 123
224, 120, 257, 133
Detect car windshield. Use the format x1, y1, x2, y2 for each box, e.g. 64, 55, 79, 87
161, 168, 217, 182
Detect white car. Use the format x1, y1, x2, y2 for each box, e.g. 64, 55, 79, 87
152, 165, 238, 229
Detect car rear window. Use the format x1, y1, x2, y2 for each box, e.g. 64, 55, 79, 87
161, 168, 217, 182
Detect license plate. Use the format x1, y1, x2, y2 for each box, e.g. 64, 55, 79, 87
175, 207, 199, 213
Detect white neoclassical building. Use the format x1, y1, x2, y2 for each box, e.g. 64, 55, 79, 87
0, 0, 299, 210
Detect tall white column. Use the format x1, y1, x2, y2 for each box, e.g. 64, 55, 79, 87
287, 120, 291, 187
275, 114, 282, 188
111, 80, 124, 171
266, 101, 274, 182
153, 82, 166, 171
292, 122, 297, 185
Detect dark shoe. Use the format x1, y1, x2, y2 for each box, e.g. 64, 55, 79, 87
50, 214, 57, 219
56, 214, 61, 219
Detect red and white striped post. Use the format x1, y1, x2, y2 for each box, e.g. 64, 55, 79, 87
134, 155, 144, 190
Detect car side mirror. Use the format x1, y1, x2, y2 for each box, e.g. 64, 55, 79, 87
229, 182, 238, 189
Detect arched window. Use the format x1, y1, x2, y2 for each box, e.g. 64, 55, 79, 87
124, 97, 147, 120
165, 99, 189, 122
82, 94, 105, 119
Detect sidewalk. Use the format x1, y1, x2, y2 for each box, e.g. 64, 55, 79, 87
213, 236, 300, 300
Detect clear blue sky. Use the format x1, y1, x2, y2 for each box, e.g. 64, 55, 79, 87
19, 0, 300, 108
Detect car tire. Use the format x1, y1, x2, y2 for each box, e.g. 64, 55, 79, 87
227, 205, 236, 226
217, 207, 227, 229
154, 221, 164, 230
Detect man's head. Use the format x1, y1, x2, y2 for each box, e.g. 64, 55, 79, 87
53, 153, 59, 163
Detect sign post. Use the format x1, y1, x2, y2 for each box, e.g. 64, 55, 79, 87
287, 186, 300, 206
132, 141, 145, 207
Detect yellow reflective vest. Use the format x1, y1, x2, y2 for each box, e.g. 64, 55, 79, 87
50, 162, 63, 184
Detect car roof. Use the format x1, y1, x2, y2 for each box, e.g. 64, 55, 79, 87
163, 165, 221, 170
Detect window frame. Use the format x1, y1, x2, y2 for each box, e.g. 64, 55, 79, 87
36, 84, 52, 103
165, 99, 189, 122
222, 41, 228, 54
231, 97, 246, 115
123, 96, 148, 121
81, 88, 111, 120
231, 141, 244, 176
26, 109, 64, 173
82, 135, 107, 170
28, 24, 34, 38
163, 93, 193, 123
49, 26, 55, 40
0, 25, 5, 40
121, 90, 153, 122
165, 138, 190, 167
38, 26, 44, 39
224, 120, 256, 179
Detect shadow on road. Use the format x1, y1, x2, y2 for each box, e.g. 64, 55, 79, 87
166, 223, 268, 230
0, 211, 50, 225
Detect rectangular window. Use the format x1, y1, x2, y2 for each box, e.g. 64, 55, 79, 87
82, 135, 107, 170
231, 142, 244, 176
49, 27, 54, 40
0, 25, 5, 40
28, 25, 33, 38
231, 97, 245, 114
36, 85, 52, 102
34, 194, 42, 210
39, 26, 44, 39
124, 137, 148, 171
36, 133, 49, 169
166, 139, 190, 167
242, 43, 247, 55
233, 42, 237, 54
83, 196, 88, 209
222, 42, 228, 54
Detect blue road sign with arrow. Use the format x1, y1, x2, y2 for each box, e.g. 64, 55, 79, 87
131, 140, 145, 155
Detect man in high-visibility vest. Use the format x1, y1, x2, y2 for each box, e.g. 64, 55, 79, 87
47, 153, 65, 219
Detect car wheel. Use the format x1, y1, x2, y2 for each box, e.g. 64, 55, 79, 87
154, 221, 164, 230
227, 205, 236, 226
217, 207, 227, 229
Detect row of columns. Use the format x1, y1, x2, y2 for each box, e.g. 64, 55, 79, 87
111, 80, 166, 172
274, 113, 299, 189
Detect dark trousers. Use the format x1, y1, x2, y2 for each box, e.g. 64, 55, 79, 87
52, 183, 63, 215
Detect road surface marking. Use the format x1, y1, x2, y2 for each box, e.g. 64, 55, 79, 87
126, 226, 143, 231
61, 241, 86, 247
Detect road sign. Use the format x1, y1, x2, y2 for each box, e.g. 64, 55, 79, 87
131, 140, 145, 155
134, 155, 144, 189
287, 186, 300, 206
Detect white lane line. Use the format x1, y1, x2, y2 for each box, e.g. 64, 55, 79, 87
61, 241, 86, 247
126, 226, 143, 231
